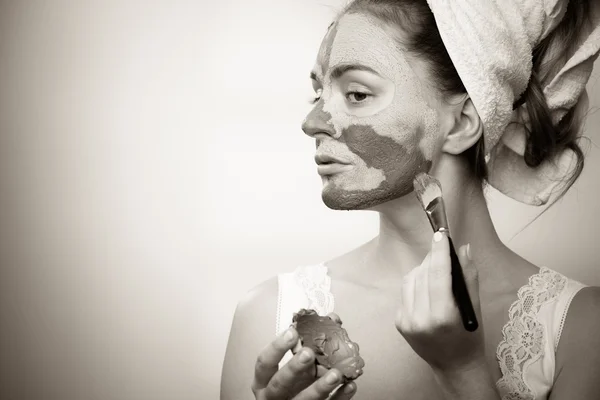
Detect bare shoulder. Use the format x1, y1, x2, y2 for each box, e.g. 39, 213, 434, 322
556, 286, 600, 354
231, 276, 280, 332
551, 286, 600, 399
220, 276, 280, 400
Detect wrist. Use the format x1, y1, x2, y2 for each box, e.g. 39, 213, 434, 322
431, 353, 488, 378
431, 360, 500, 400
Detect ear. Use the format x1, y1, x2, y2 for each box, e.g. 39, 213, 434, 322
441, 96, 483, 155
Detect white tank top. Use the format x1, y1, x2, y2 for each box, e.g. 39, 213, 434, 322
276, 264, 585, 400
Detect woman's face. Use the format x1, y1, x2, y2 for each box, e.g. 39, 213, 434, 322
302, 13, 444, 210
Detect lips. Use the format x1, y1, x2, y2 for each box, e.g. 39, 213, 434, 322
317, 163, 353, 176
315, 153, 353, 176
314, 154, 351, 165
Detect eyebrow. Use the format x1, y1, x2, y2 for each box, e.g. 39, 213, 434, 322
310, 64, 381, 81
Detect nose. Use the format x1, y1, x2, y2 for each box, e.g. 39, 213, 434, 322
301, 101, 337, 138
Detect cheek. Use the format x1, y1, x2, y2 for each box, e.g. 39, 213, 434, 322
341, 124, 431, 184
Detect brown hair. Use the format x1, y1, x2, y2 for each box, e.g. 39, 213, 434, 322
341, 0, 592, 198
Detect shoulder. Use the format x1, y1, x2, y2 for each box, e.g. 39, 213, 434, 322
220, 276, 280, 400
226, 275, 282, 349
236, 276, 280, 324
556, 285, 600, 350
551, 286, 600, 399
564, 284, 600, 314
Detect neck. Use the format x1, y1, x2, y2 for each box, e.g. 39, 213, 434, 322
366, 157, 509, 283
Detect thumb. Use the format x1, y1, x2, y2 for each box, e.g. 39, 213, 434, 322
458, 243, 480, 308
428, 231, 452, 299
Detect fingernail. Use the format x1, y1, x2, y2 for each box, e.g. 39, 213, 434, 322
299, 349, 312, 363
433, 231, 444, 243
325, 370, 340, 384
343, 383, 355, 393
466, 243, 472, 260
283, 328, 294, 342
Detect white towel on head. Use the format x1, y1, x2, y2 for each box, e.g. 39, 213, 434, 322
426, 0, 600, 205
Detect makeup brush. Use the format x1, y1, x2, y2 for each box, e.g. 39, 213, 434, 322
413, 172, 478, 332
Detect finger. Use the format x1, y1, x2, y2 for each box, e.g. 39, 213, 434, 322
253, 327, 299, 391
428, 232, 458, 326
262, 347, 317, 399
413, 263, 429, 318
315, 364, 329, 378
420, 250, 432, 272
330, 381, 357, 399
397, 267, 417, 333
295, 368, 345, 400
428, 231, 453, 308
401, 267, 416, 313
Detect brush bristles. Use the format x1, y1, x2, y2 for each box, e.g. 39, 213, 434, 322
413, 172, 442, 209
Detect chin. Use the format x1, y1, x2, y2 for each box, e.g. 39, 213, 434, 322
321, 183, 412, 211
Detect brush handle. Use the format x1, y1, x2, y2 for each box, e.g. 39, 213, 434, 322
447, 237, 478, 332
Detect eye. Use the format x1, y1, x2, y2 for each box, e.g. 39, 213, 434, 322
309, 88, 323, 105
346, 91, 371, 104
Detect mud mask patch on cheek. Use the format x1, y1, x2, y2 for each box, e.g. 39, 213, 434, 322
341, 124, 431, 190
321, 124, 432, 210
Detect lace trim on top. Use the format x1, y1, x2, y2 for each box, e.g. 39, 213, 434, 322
495, 267, 567, 400
294, 264, 335, 316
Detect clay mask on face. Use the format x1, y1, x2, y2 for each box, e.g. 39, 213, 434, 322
307, 13, 440, 210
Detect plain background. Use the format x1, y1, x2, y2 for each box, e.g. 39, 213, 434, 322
1, 1, 599, 399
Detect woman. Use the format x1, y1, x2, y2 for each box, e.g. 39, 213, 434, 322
221, 0, 600, 399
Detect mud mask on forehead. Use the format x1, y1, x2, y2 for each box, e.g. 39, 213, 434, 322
317, 13, 439, 157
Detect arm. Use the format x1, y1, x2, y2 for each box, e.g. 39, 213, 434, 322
220, 277, 279, 400
549, 286, 600, 400
395, 233, 501, 400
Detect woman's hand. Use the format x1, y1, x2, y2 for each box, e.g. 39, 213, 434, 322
395, 231, 486, 374
251, 327, 357, 399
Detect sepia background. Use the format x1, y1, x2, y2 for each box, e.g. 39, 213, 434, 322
1, 0, 599, 399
